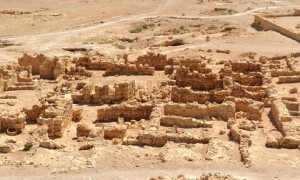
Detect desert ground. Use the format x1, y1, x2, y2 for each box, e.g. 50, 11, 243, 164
0, 0, 300, 179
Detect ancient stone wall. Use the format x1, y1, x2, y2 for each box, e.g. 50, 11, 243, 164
18, 53, 46, 75
254, 13, 300, 42
97, 103, 154, 122
171, 87, 229, 104
164, 101, 235, 121
39, 57, 65, 80
231, 72, 264, 86
0, 65, 37, 91
136, 52, 172, 70
235, 98, 264, 121
270, 100, 300, 148
175, 67, 224, 91
0, 112, 26, 134
179, 59, 212, 74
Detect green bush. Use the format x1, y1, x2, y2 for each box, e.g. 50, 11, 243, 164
207, 25, 218, 31
129, 24, 148, 33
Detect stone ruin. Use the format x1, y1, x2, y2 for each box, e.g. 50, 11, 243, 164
36, 96, 73, 138
136, 52, 173, 70
0, 51, 299, 170
0, 64, 37, 91
267, 98, 300, 149
72, 81, 136, 104
18, 53, 92, 81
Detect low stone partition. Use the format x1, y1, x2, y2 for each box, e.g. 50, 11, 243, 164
231, 83, 268, 102
160, 116, 212, 128
164, 101, 235, 121
64, 66, 92, 80
97, 103, 154, 122
277, 76, 300, 84
104, 125, 127, 139
232, 72, 264, 86
72, 81, 136, 104
271, 70, 300, 77
0, 112, 27, 134
104, 63, 155, 76
76, 124, 104, 139
123, 131, 210, 147
175, 67, 224, 91
179, 59, 212, 74
37, 97, 73, 138
136, 52, 172, 70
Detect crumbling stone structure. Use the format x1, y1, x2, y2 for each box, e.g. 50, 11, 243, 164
37, 96, 73, 138
39, 57, 65, 80
72, 81, 136, 104
269, 99, 300, 149
174, 67, 223, 91
18, 53, 46, 75
171, 87, 229, 104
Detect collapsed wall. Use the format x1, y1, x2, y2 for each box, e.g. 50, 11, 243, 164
123, 131, 210, 147
175, 67, 223, 91
0, 65, 37, 91
104, 63, 155, 76
73, 55, 115, 70
72, 81, 136, 104
164, 101, 235, 121
0, 112, 26, 134
235, 98, 264, 121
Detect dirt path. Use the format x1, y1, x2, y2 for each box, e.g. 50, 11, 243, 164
2, 5, 300, 52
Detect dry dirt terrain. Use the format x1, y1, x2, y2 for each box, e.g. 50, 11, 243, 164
0, 0, 300, 179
